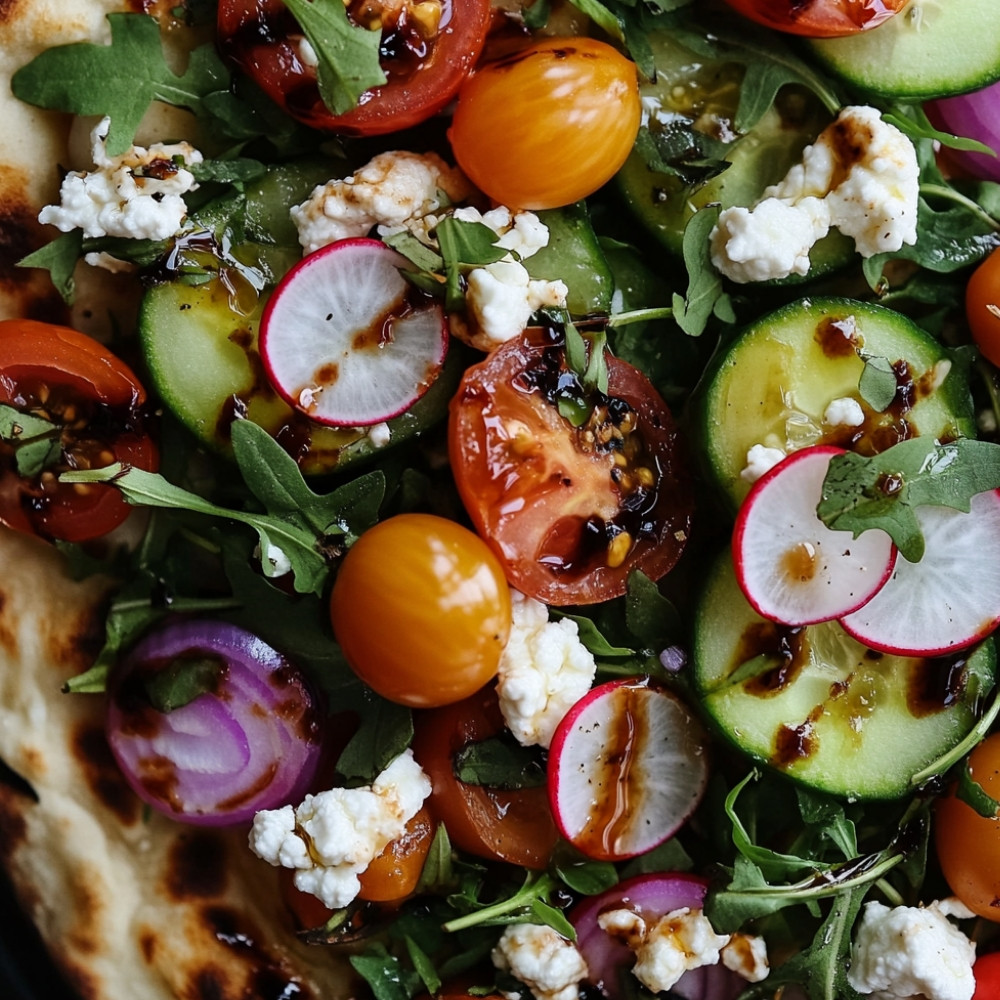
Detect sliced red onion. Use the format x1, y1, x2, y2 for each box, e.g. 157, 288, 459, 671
106, 619, 324, 826
926, 80, 1000, 183
571, 872, 745, 1000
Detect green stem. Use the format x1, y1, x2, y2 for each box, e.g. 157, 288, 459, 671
608, 306, 675, 328
442, 873, 556, 933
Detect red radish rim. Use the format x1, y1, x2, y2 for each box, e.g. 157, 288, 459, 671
733, 444, 896, 626
839, 488, 1000, 656
547, 677, 709, 861
259, 237, 448, 428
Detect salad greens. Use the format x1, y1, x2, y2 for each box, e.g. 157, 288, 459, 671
11, 0, 1000, 999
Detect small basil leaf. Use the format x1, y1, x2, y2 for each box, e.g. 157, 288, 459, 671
144, 654, 225, 713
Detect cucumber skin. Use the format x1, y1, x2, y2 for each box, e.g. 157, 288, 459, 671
694, 296, 976, 512
806, 0, 1000, 100
692, 551, 997, 801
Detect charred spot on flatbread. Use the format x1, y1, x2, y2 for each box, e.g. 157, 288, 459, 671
72, 721, 143, 826
166, 832, 229, 900
0, 163, 68, 322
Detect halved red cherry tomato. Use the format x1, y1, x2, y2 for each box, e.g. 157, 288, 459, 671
411, 683, 559, 869
0, 320, 157, 542
974, 952, 1000, 999
448, 326, 694, 606
719, 0, 906, 36
967, 246, 1000, 368
217, 0, 492, 135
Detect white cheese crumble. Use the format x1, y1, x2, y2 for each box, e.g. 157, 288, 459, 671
290, 150, 472, 254
495, 591, 597, 748
847, 898, 976, 1000
711, 105, 919, 283
448, 206, 569, 351
597, 906, 768, 993
824, 396, 865, 428
740, 443, 786, 484
38, 116, 202, 245
491, 923, 589, 1000
248, 749, 431, 910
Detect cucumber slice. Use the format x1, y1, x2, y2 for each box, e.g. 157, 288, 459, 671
615, 30, 854, 277
140, 277, 464, 475
696, 297, 975, 510
806, 0, 1000, 100
692, 550, 996, 800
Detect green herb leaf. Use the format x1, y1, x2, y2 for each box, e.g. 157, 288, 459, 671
858, 356, 898, 413
436, 216, 510, 311
336, 697, 414, 783
188, 156, 268, 187
404, 937, 441, 996
144, 654, 225, 713
957, 755, 1000, 818
565, 0, 624, 42
454, 736, 547, 790
17, 232, 82, 304
672, 206, 733, 337
350, 947, 422, 1000
60, 463, 331, 594
884, 105, 998, 157
281, 0, 386, 116
554, 611, 634, 658
552, 847, 619, 895
0, 404, 62, 478
415, 823, 454, 894
818, 438, 1000, 562
625, 570, 681, 649
11, 13, 229, 155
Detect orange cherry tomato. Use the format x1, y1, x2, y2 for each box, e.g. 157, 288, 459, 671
718, 0, 907, 37
0, 319, 157, 542
330, 513, 511, 708
935, 733, 1000, 919
358, 806, 436, 903
967, 247, 1000, 367
411, 683, 559, 869
448, 36, 641, 210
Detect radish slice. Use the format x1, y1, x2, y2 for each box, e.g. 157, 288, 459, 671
259, 237, 448, 427
733, 445, 896, 626
570, 872, 744, 1000
548, 678, 708, 861
840, 488, 1000, 656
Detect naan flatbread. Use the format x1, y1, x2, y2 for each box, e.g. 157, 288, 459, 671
0, 4, 359, 997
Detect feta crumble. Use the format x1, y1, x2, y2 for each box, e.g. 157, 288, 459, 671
711, 106, 919, 283
824, 396, 865, 428
740, 443, 786, 484
290, 150, 472, 254
496, 591, 597, 748
38, 116, 202, 245
597, 906, 769, 993
847, 898, 976, 1000
448, 206, 569, 351
248, 749, 431, 910
491, 923, 589, 1000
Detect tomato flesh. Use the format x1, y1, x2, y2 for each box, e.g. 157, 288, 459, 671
449, 326, 694, 606
358, 805, 436, 902
330, 513, 511, 708
218, 0, 492, 135
448, 36, 641, 210
719, 0, 907, 37
411, 684, 559, 869
0, 320, 157, 543
974, 952, 1000, 999
935, 733, 1000, 920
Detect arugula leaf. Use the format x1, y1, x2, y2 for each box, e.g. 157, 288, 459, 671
625, 570, 681, 649
415, 824, 454, 894
443, 872, 575, 938
282, 0, 386, 116
336, 695, 413, 783
818, 438, 1000, 562
436, 216, 509, 311
350, 947, 422, 1000
61, 463, 331, 594
956, 754, 1000, 818
10, 13, 229, 155
883, 105, 998, 157
17, 232, 82, 304
404, 936, 441, 996
454, 736, 547, 790
551, 846, 619, 895
565, 0, 625, 42
0, 405, 62, 477
671, 206, 735, 337
633, 121, 731, 187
